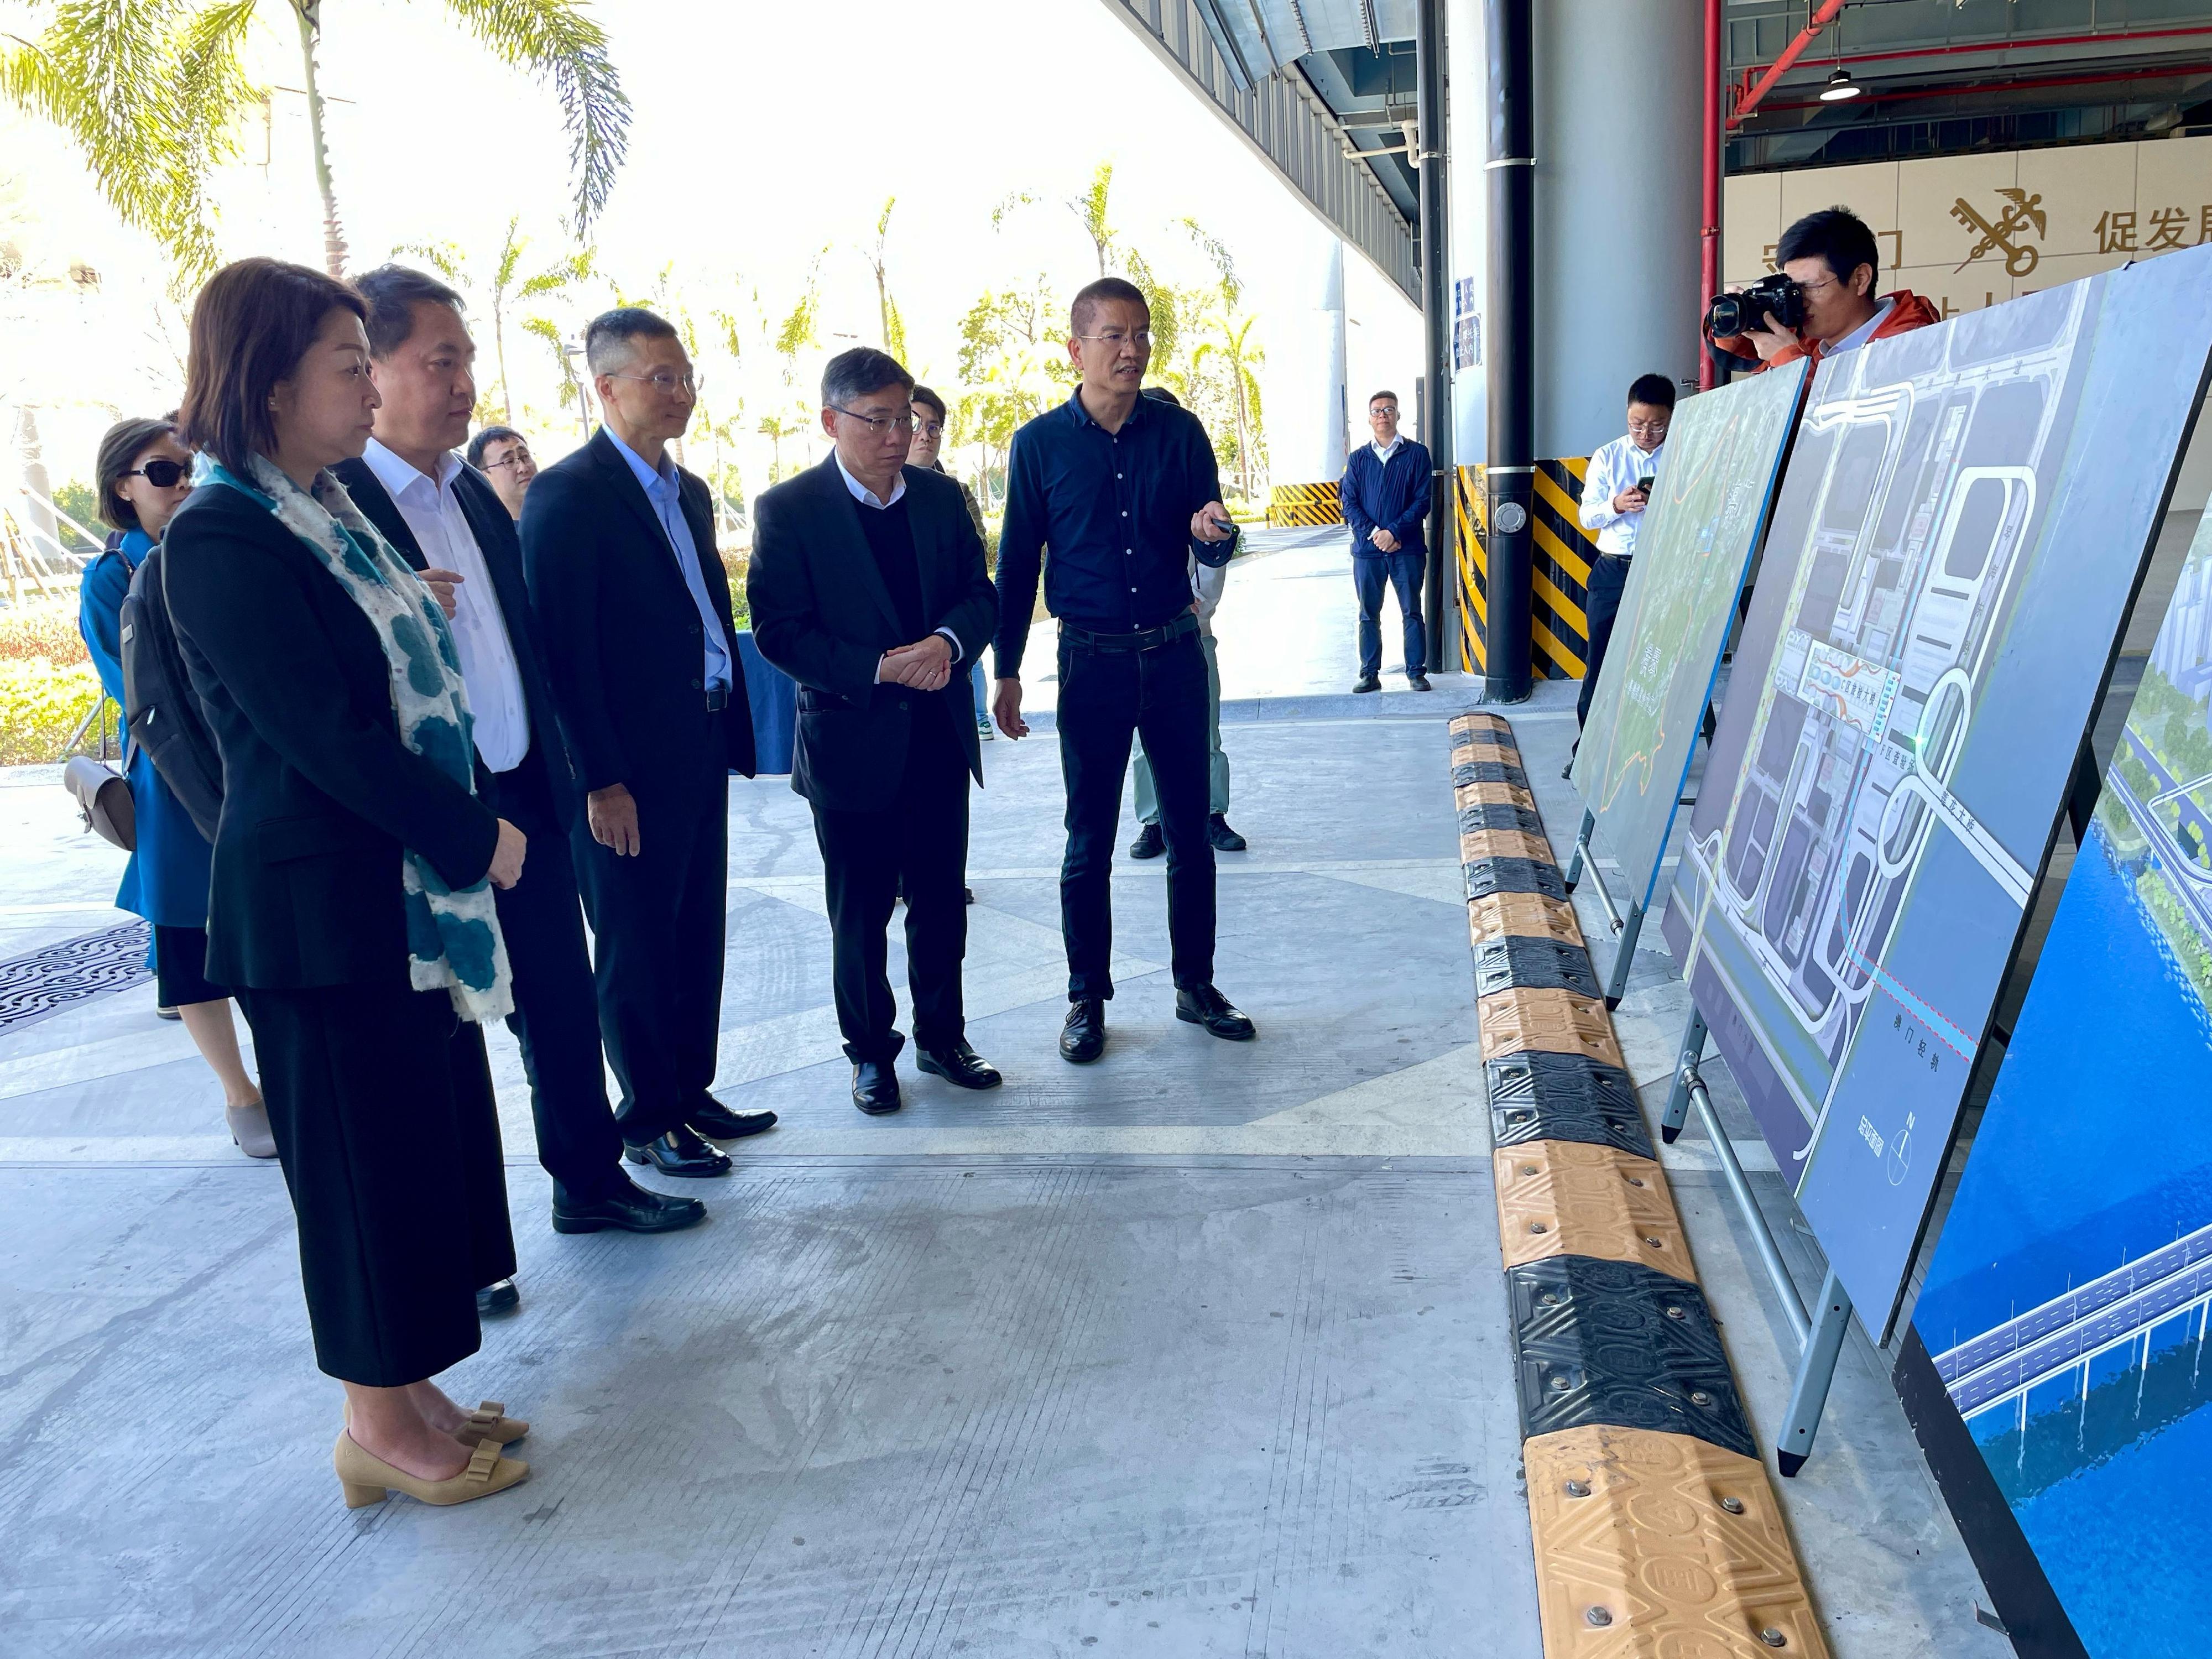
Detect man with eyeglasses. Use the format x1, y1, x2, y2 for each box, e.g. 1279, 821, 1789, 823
1573, 374, 1678, 750
466, 425, 538, 520
522, 307, 774, 1181
748, 349, 1001, 1115
1709, 206, 1937, 374
1340, 390, 1433, 694
993, 275, 1254, 1065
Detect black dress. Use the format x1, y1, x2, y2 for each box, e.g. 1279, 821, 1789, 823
164, 479, 515, 1387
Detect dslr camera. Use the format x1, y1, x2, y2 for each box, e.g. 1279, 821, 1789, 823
1706, 274, 1804, 339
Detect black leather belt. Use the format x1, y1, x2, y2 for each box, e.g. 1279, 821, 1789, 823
705, 685, 729, 712
1060, 612, 1198, 654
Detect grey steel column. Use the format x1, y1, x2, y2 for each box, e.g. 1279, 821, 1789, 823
1483, 0, 1533, 701
1415, 0, 1453, 671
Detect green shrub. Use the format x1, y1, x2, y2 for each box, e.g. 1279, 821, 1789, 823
0, 659, 106, 765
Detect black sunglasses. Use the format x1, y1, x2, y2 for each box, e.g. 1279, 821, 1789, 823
127, 458, 190, 488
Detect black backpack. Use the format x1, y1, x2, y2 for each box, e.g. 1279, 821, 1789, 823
119, 544, 224, 842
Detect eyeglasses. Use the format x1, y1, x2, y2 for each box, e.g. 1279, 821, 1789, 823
1077, 330, 1151, 349
127, 458, 191, 488
1626, 420, 1670, 437
609, 369, 701, 395
912, 420, 945, 440
829, 405, 916, 436
483, 447, 534, 471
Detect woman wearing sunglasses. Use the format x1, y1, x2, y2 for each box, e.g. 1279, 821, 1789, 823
80, 417, 274, 1159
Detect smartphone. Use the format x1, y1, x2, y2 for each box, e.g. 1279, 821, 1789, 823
1208, 515, 1236, 536
1636, 474, 1655, 495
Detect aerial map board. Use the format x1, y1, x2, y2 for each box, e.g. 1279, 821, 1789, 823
1907, 497, 2212, 1659
1571, 361, 1809, 911
1660, 244, 2212, 1333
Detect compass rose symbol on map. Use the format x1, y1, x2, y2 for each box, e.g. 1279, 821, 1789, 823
1951, 188, 2047, 278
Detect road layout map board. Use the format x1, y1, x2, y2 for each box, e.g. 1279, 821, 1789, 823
1571, 361, 1809, 912
1908, 497, 2212, 1659
1660, 244, 2212, 1332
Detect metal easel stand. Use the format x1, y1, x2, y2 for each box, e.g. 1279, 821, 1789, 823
1561, 809, 1645, 1009
1657, 1004, 1853, 1476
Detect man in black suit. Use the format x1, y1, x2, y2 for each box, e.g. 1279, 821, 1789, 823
748, 348, 1000, 1114
336, 267, 714, 1262
521, 307, 770, 1178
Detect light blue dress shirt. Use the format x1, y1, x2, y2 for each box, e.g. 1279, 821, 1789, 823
604, 426, 732, 691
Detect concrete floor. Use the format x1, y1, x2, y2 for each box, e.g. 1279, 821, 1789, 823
0, 532, 1997, 1657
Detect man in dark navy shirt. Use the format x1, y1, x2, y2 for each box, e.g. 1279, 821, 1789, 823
1339, 390, 1433, 693
993, 276, 1255, 1063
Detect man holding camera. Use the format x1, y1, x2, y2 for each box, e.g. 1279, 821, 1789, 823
1709, 206, 1937, 374
1572, 374, 1676, 747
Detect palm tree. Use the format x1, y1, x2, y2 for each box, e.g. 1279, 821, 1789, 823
1, 0, 630, 281
399, 218, 597, 424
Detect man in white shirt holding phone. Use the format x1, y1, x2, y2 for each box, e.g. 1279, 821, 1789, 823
1571, 373, 1676, 759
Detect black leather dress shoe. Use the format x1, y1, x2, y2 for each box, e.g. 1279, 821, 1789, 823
476, 1278, 520, 1318
1176, 984, 1256, 1040
917, 1042, 1003, 1089
853, 1058, 902, 1114
1408, 672, 1433, 691
624, 1125, 733, 1178
1060, 999, 1107, 1063
1207, 813, 1247, 852
553, 1177, 708, 1235
1129, 821, 1165, 859
1353, 671, 1380, 693
689, 1097, 778, 1140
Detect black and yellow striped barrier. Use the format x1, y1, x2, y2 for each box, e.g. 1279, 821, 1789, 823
1448, 712, 1829, 1658
1266, 480, 1343, 528
1455, 461, 1603, 682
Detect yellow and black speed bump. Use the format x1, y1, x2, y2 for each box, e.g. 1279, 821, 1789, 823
1475, 936, 1603, 1000
1445, 711, 1830, 1659
1488, 1053, 1651, 1158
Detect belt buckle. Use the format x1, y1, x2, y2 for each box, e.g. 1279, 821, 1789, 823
705, 685, 728, 712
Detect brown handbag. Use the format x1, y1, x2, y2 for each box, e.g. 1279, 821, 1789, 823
63, 754, 137, 851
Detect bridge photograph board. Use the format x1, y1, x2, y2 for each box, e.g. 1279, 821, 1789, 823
1571, 359, 1811, 915
1659, 244, 2212, 1335
1903, 497, 2212, 1659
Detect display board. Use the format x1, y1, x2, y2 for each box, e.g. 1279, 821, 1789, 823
1661, 244, 2212, 1333
1571, 362, 1809, 911
1907, 498, 2212, 1659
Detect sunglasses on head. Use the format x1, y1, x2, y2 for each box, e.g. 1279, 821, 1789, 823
128, 458, 190, 488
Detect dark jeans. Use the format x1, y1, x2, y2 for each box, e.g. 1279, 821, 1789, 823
811, 709, 970, 1063
1355, 551, 1426, 678
236, 980, 514, 1386
1058, 625, 1214, 1000
486, 749, 627, 1203
1575, 554, 1632, 730
571, 724, 729, 1144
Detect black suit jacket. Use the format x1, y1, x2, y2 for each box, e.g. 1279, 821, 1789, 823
163, 479, 499, 991
519, 428, 757, 799
747, 457, 997, 813
333, 454, 580, 829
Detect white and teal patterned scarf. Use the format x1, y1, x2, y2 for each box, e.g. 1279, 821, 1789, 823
206, 454, 513, 1023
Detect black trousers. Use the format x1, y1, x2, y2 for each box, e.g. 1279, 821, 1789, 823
1057, 625, 1214, 1000
810, 707, 969, 1063
1575, 554, 1633, 729
486, 748, 625, 1202
235, 980, 515, 1387
1354, 551, 1427, 678
571, 726, 729, 1144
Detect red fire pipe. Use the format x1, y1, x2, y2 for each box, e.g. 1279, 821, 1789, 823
1700, 0, 1722, 390
1730, 0, 1849, 127
1824, 22, 2212, 70
1754, 59, 2212, 116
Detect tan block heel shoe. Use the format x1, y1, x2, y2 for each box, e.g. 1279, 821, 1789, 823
333, 1431, 528, 1509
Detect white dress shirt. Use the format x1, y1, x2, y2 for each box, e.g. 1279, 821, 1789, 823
1371, 433, 1406, 463
362, 439, 530, 773
1829, 295, 1896, 357
1578, 432, 1668, 560
833, 452, 963, 672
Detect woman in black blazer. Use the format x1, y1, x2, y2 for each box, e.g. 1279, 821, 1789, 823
164, 258, 533, 1510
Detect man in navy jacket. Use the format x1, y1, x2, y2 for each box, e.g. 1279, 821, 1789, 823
1339, 390, 1433, 693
